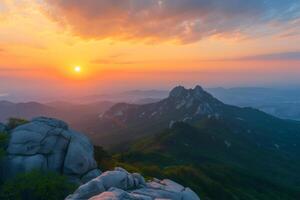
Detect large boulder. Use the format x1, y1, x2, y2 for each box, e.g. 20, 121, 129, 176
2, 117, 101, 184
66, 167, 200, 200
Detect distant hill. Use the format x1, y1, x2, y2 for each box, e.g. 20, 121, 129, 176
0, 100, 114, 132
0, 101, 54, 122
88, 86, 300, 148
207, 87, 300, 120
80, 89, 168, 104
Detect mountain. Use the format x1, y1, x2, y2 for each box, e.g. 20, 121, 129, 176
80, 89, 168, 104
0, 100, 114, 131
96, 86, 300, 199
88, 86, 300, 149
133, 97, 162, 105
207, 87, 300, 120
114, 120, 300, 199
0, 101, 54, 122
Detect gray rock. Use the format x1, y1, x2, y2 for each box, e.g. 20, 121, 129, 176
66, 179, 106, 200
66, 167, 147, 200
63, 129, 98, 177
89, 188, 152, 200
0, 123, 6, 132
182, 187, 200, 200
2, 117, 100, 184
81, 169, 102, 184
67, 167, 200, 200
132, 188, 181, 200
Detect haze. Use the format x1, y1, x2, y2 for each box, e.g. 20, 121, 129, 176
1, 0, 300, 102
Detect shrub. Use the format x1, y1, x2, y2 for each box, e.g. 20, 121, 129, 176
0, 132, 8, 184
6, 118, 29, 130
94, 146, 117, 171
0, 170, 76, 200
0, 132, 8, 159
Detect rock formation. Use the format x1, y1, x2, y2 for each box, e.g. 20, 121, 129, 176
2, 117, 101, 184
66, 167, 200, 200
0, 122, 6, 132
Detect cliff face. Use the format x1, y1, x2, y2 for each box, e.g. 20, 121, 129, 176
1, 117, 201, 200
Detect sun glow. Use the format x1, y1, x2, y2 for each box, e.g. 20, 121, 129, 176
74, 66, 81, 73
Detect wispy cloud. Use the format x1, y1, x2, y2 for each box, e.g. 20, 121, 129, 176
236, 51, 300, 61
92, 59, 146, 65
44, 0, 300, 43
0, 67, 40, 72
0, 93, 9, 97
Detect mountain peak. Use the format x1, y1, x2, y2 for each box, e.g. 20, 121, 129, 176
169, 85, 211, 100
194, 85, 204, 93
169, 86, 187, 98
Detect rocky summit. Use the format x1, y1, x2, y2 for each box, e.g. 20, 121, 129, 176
1, 117, 201, 200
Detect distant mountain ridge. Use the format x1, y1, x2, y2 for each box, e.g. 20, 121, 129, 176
0, 100, 114, 131
88, 85, 300, 149
0, 101, 54, 122
207, 87, 300, 120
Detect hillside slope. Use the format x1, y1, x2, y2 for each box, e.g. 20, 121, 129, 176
114, 121, 300, 199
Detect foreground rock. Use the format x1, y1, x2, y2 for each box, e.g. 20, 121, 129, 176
66, 167, 200, 200
1, 117, 200, 199
0, 122, 6, 132
2, 117, 101, 184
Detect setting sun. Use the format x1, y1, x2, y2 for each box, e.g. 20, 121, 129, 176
74, 66, 81, 73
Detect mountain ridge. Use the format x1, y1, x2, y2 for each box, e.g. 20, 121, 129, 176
89, 85, 300, 149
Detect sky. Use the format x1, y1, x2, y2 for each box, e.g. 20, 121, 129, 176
0, 0, 300, 101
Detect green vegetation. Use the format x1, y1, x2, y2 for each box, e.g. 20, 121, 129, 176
0, 132, 7, 159
6, 118, 29, 130
0, 170, 76, 200
94, 120, 300, 200
0, 132, 8, 184
94, 146, 116, 171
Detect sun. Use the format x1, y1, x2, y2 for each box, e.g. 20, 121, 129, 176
74, 66, 81, 73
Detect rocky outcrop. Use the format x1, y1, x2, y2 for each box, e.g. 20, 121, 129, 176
2, 117, 101, 184
1, 117, 200, 199
66, 167, 200, 200
0, 122, 6, 132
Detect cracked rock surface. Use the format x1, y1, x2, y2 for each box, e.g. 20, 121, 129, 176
66, 167, 200, 200
2, 117, 101, 184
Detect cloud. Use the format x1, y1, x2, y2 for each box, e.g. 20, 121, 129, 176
0, 67, 39, 72
237, 51, 300, 61
0, 93, 9, 97
44, 0, 300, 43
92, 58, 146, 65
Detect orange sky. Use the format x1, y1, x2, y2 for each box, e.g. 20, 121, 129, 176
0, 0, 300, 101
